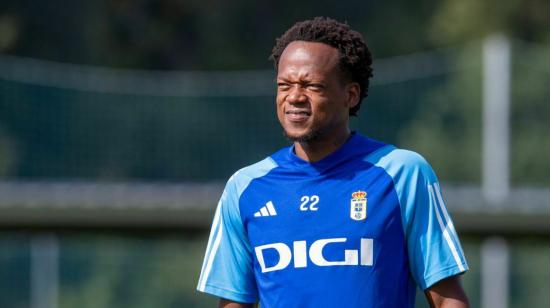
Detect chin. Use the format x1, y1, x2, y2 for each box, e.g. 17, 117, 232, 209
283, 128, 322, 143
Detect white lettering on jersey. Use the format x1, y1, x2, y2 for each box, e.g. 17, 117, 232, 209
310, 238, 358, 266
254, 243, 292, 273
255, 237, 373, 273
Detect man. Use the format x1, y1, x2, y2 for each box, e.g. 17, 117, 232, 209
197, 17, 469, 308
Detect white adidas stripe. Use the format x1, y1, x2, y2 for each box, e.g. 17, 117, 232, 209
433, 183, 459, 238
197, 203, 221, 285
429, 184, 465, 272
197, 205, 224, 291
254, 202, 277, 217
266, 201, 277, 215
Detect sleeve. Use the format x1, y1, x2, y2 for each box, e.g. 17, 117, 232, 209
399, 154, 469, 290
196, 175, 258, 303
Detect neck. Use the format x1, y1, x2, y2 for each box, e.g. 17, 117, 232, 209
294, 128, 351, 162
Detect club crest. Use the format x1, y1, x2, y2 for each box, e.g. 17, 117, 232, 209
350, 191, 367, 221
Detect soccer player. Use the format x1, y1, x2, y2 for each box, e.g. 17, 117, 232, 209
197, 17, 469, 308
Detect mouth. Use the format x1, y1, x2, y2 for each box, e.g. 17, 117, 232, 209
285, 110, 312, 122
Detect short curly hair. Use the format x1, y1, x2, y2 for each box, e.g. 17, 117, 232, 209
270, 17, 373, 116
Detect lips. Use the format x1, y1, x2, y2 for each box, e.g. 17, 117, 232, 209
285, 110, 311, 122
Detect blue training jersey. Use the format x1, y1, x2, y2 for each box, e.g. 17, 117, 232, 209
197, 133, 468, 307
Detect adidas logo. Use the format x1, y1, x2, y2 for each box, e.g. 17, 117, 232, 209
254, 201, 277, 217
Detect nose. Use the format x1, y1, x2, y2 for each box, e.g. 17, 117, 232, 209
286, 86, 307, 104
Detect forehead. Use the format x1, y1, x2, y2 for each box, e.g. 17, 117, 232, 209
278, 41, 341, 77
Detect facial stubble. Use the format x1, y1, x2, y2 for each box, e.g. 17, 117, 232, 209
282, 125, 326, 143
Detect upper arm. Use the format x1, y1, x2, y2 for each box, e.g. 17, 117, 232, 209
367, 147, 469, 289
403, 173, 469, 289
396, 152, 468, 289
196, 176, 259, 303
424, 275, 469, 308
197, 158, 278, 303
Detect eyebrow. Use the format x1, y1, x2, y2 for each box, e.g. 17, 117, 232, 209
276, 74, 324, 83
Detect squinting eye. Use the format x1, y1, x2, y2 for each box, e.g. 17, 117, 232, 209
307, 84, 323, 91
277, 83, 290, 90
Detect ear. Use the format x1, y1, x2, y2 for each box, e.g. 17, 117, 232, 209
346, 82, 361, 109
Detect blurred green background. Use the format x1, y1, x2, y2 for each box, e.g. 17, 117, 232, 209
0, 0, 549, 307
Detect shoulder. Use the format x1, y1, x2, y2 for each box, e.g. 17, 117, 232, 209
352, 134, 428, 170
217, 156, 280, 222
365, 145, 437, 183
225, 156, 279, 197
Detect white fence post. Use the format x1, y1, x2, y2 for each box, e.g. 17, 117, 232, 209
482, 34, 511, 204
481, 237, 509, 308
31, 234, 59, 308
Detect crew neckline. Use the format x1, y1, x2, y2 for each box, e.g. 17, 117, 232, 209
285, 132, 362, 174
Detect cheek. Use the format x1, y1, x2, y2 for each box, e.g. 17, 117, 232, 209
275, 95, 283, 108
275, 95, 285, 118
275, 93, 284, 105
311, 97, 331, 117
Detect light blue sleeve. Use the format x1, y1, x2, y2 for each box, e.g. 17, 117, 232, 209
197, 158, 277, 303
367, 146, 468, 290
